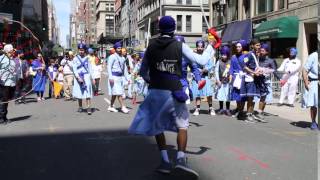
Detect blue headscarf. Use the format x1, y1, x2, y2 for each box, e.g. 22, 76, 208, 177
113, 41, 122, 49
220, 46, 230, 56
290, 47, 298, 56
196, 40, 205, 48
159, 16, 176, 33
260, 43, 270, 52
78, 43, 87, 50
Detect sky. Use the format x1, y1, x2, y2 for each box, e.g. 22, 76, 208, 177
52, 0, 71, 48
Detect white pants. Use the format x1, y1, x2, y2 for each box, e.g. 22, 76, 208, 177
279, 81, 298, 105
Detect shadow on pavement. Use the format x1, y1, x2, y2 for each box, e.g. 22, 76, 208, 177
290, 121, 312, 129
0, 129, 208, 180
10, 115, 32, 122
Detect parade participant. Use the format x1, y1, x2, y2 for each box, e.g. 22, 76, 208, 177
174, 35, 203, 105
107, 41, 130, 114
255, 43, 279, 121
87, 48, 96, 66
192, 40, 215, 116
277, 47, 301, 107
54, 66, 64, 98
129, 16, 219, 178
122, 48, 134, 99
31, 53, 47, 101
60, 51, 74, 101
230, 40, 247, 120
0, 44, 17, 124
302, 52, 318, 130
48, 58, 58, 98
215, 46, 232, 116
14, 50, 29, 104
131, 52, 145, 104
92, 56, 102, 96
240, 39, 263, 122
72, 43, 95, 115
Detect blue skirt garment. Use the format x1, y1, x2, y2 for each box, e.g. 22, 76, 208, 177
128, 89, 189, 136
191, 77, 213, 98
216, 83, 231, 102
302, 81, 318, 108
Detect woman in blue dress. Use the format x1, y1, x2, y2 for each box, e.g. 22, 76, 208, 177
229, 40, 247, 120
31, 53, 47, 102
191, 40, 215, 116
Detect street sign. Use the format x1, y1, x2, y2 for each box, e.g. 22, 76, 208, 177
0, 13, 13, 24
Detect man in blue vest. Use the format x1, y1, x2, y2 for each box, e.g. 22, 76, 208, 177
129, 16, 220, 178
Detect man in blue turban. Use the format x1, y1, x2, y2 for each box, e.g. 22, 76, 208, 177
277, 47, 301, 107
72, 43, 95, 115
129, 15, 220, 178
107, 41, 130, 114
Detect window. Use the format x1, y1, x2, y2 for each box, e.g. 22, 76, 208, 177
228, 0, 238, 21
186, 15, 192, 32
186, 0, 192, 5
177, 0, 182, 4
177, 15, 182, 32
202, 16, 209, 33
255, 0, 274, 15
279, 0, 285, 9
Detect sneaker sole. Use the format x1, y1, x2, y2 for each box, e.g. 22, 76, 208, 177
172, 165, 199, 179
156, 169, 171, 174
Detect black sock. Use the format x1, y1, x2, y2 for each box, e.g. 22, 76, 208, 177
196, 105, 200, 109
209, 104, 212, 109
219, 101, 223, 110
226, 102, 230, 110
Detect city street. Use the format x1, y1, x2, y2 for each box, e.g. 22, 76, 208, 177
0, 77, 317, 180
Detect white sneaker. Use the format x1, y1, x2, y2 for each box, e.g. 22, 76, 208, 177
121, 106, 130, 114
193, 108, 199, 116
108, 106, 118, 113
209, 108, 216, 116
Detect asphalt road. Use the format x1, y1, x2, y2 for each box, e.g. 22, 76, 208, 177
0, 81, 317, 180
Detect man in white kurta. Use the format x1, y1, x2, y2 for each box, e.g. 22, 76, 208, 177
72, 43, 95, 115
107, 42, 130, 113
277, 48, 301, 107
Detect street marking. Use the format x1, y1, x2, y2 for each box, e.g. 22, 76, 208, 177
229, 147, 270, 170
104, 98, 111, 105
43, 125, 60, 133
283, 131, 309, 136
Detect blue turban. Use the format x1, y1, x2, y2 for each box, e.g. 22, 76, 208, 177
196, 40, 205, 48
236, 40, 248, 48
88, 48, 94, 54
220, 46, 230, 56
159, 16, 176, 33
113, 41, 122, 49
260, 43, 270, 52
139, 52, 145, 59
174, 35, 185, 43
290, 47, 298, 56
78, 43, 87, 50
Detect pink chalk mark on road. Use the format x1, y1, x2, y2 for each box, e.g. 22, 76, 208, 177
229, 147, 270, 170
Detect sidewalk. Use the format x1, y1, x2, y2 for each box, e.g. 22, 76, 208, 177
229, 98, 310, 122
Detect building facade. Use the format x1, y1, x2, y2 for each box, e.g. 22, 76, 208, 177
210, 0, 318, 63
0, 0, 49, 57
48, 0, 60, 45
70, 0, 96, 49
133, 0, 209, 49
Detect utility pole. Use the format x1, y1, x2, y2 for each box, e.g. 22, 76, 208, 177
127, 0, 132, 48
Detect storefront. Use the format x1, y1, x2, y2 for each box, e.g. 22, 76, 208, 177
254, 16, 299, 59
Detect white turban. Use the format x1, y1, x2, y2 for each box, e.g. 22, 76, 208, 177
3, 44, 14, 53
